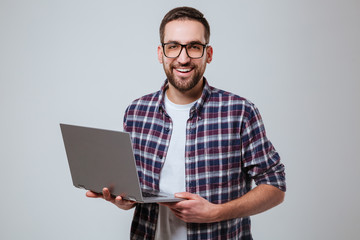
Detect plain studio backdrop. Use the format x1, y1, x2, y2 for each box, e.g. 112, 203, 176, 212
0, 0, 359, 239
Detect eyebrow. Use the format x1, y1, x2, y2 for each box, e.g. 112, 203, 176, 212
164, 40, 206, 45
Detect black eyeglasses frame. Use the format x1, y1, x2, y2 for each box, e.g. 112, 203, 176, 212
161, 42, 208, 59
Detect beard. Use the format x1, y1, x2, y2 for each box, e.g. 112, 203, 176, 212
163, 62, 204, 93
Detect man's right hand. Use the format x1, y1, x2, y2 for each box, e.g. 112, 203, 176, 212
86, 187, 136, 210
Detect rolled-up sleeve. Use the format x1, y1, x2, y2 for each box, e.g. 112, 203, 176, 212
241, 103, 286, 192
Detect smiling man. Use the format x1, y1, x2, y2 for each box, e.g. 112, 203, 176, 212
87, 6, 286, 240
158, 19, 212, 104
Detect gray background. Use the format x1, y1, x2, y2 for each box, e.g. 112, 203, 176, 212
1, 0, 359, 239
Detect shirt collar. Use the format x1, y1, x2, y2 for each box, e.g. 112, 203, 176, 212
157, 77, 211, 118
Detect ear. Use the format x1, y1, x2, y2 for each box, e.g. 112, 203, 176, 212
206, 45, 213, 63
157, 45, 163, 64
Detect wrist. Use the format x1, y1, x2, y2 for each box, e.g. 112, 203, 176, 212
210, 203, 226, 222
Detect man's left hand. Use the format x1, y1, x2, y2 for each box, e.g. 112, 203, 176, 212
159, 192, 221, 223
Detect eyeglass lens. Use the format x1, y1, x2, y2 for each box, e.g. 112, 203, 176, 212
164, 43, 205, 58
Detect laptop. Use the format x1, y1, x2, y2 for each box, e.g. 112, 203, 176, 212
60, 123, 183, 203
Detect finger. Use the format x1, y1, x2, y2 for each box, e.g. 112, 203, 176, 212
158, 202, 176, 207
102, 188, 113, 201
174, 192, 197, 200
115, 196, 132, 205
114, 196, 136, 210
114, 196, 125, 206
115, 196, 123, 202
172, 210, 187, 221
86, 191, 102, 198
170, 207, 182, 215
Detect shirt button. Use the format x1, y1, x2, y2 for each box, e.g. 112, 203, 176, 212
165, 128, 170, 132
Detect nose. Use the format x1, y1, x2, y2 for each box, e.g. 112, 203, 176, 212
177, 46, 191, 64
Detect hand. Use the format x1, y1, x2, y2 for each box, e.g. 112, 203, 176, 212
86, 187, 136, 210
160, 192, 221, 223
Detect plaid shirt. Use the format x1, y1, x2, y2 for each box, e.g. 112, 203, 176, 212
123, 79, 286, 240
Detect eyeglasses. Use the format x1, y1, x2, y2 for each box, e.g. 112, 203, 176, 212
162, 42, 208, 59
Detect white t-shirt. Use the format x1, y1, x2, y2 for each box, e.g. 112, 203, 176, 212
154, 93, 197, 240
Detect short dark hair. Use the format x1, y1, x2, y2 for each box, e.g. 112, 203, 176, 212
159, 7, 210, 44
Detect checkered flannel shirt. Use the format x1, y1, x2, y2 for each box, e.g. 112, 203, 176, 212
123, 78, 286, 240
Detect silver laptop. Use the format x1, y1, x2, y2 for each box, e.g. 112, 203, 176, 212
60, 123, 183, 203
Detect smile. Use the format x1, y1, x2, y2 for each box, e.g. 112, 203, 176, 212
176, 68, 192, 73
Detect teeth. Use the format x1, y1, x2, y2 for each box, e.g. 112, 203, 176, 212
176, 68, 191, 73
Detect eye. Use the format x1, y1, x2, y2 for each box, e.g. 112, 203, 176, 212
188, 44, 202, 50
166, 43, 179, 50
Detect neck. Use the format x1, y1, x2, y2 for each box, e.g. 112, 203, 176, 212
166, 78, 204, 104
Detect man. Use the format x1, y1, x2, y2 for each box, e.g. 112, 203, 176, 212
87, 6, 286, 240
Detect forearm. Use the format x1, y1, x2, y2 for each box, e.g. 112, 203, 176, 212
214, 184, 285, 221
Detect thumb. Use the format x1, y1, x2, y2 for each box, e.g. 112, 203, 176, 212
86, 190, 101, 198
175, 192, 198, 200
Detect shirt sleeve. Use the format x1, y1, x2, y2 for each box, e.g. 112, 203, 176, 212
123, 105, 130, 132
241, 102, 286, 192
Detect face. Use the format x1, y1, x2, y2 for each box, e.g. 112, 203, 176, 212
158, 20, 213, 93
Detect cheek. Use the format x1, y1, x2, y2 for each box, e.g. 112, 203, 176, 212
164, 58, 175, 68
198, 59, 208, 69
